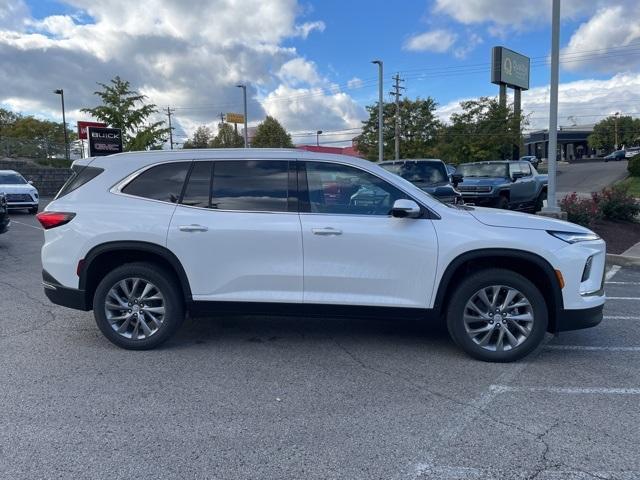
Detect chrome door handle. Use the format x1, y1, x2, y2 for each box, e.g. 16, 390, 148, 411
179, 224, 208, 232
312, 227, 342, 236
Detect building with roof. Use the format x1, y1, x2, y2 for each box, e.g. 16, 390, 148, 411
524, 125, 596, 161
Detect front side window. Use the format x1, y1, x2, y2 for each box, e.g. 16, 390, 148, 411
210, 160, 289, 212
122, 162, 190, 203
520, 162, 532, 176
304, 162, 409, 216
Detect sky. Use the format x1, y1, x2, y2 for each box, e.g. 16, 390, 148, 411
1, 0, 640, 147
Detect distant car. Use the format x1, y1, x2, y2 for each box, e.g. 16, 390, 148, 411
379, 159, 463, 204
520, 155, 540, 169
0, 170, 39, 213
625, 147, 640, 159
604, 150, 626, 162
456, 161, 548, 212
0, 193, 9, 234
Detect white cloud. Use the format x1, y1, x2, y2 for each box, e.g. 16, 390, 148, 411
436, 73, 640, 131
347, 77, 363, 89
562, 5, 640, 72
403, 29, 457, 53
0, 0, 341, 140
277, 58, 322, 86
453, 32, 483, 59
261, 84, 365, 144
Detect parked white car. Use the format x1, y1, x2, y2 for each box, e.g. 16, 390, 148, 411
39, 149, 606, 362
0, 170, 39, 213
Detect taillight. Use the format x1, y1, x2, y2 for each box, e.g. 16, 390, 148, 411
36, 212, 76, 229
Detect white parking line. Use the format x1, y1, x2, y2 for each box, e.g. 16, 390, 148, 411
10, 220, 42, 231
605, 265, 621, 281
607, 297, 640, 300
604, 315, 640, 320
490, 385, 640, 395
606, 281, 640, 285
546, 345, 640, 352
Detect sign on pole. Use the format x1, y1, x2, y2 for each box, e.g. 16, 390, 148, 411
88, 127, 123, 157
225, 113, 245, 124
491, 47, 530, 91
77, 121, 107, 139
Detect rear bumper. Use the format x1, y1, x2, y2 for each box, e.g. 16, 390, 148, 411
42, 269, 89, 311
556, 304, 603, 332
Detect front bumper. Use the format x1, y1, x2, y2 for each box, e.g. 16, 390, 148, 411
460, 195, 498, 207
8, 201, 38, 209
42, 270, 89, 311
556, 304, 603, 332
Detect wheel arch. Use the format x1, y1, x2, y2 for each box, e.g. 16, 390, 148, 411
433, 249, 563, 333
79, 241, 192, 310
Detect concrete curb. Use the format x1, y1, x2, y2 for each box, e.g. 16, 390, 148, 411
606, 253, 640, 268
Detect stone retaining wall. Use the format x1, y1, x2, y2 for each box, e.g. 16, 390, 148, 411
0, 160, 72, 196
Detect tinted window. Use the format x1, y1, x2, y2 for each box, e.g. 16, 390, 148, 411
304, 162, 409, 216
56, 165, 104, 199
181, 161, 212, 208
122, 162, 189, 203
380, 161, 448, 186
211, 160, 289, 212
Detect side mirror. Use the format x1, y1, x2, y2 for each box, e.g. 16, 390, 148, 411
511, 172, 524, 182
28, 180, 34, 185
391, 199, 421, 218
451, 174, 463, 186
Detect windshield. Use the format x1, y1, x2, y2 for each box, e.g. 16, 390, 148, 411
457, 163, 508, 178
0, 173, 27, 185
381, 162, 448, 185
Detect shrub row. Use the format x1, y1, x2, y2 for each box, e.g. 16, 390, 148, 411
561, 184, 640, 227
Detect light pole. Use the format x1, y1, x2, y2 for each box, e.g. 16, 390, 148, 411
53, 89, 69, 160
372, 60, 383, 162
614, 111, 620, 150
236, 84, 249, 148
542, 0, 561, 214
316, 130, 322, 147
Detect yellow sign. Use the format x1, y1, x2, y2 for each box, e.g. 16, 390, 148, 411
225, 113, 245, 124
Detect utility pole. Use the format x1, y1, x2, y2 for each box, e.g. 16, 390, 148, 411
372, 60, 384, 162
53, 89, 69, 160
236, 84, 249, 148
614, 111, 620, 150
390, 73, 405, 160
166, 107, 175, 150
542, 0, 561, 215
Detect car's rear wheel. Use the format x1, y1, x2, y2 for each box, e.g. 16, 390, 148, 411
93, 262, 184, 350
446, 269, 548, 362
534, 191, 546, 212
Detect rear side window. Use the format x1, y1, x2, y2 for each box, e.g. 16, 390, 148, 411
55, 165, 104, 199
210, 160, 289, 212
122, 162, 190, 203
181, 161, 213, 208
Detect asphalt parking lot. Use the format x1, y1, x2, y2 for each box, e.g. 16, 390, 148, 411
1, 207, 640, 480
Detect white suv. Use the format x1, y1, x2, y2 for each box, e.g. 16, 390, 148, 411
39, 150, 606, 362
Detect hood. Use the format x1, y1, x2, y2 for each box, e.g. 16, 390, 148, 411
468, 206, 592, 233
459, 177, 508, 187
420, 184, 458, 196
0, 184, 38, 195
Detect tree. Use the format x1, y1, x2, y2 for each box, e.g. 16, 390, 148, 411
0, 107, 76, 158
210, 122, 244, 148
183, 126, 213, 149
355, 97, 441, 161
588, 115, 640, 152
432, 97, 525, 164
81, 76, 169, 151
251, 116, 294, 148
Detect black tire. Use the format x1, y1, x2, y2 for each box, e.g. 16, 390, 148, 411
496, 196, 509, 209
28, 207, 38, 214
534, 190, 546, 212
93, 262, 184, 350
446, 268, 548, 362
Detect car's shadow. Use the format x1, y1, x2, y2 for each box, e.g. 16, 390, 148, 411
168, 313, 452, 350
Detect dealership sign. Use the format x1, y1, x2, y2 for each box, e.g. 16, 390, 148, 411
88, 127, 123, 157
491, 46, 530, 90
77, 121, 107, 139
225, 113, 245, 124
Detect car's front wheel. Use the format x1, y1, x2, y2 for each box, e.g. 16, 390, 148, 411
93, 262, 184, 350
446, 268, 548, 362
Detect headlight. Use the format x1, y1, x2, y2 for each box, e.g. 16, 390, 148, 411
548, 230, 600, 243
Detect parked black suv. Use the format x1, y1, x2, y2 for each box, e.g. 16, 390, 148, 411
0, 193, 9, 234
379, 159, 462, 204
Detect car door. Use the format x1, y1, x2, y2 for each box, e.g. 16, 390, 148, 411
508, 163, 527, 206
167, 159, 303, 303
298, 160, 439, 308
518, 162, 538, 204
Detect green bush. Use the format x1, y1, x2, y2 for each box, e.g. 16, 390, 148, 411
560, 193, 601, 227
593, 184, 640, 222
629, 155, 640, 177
